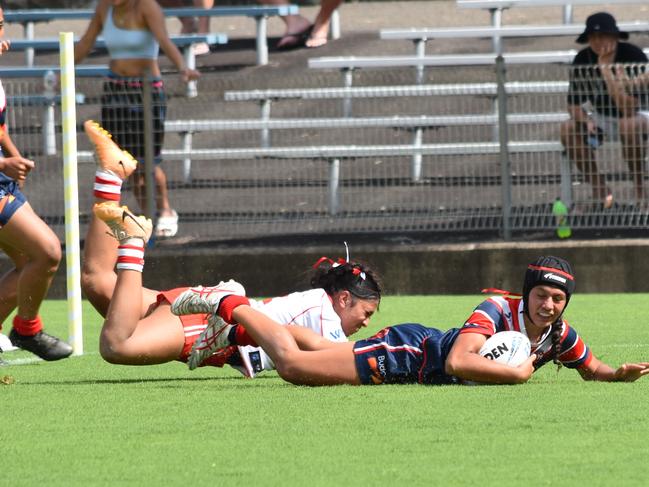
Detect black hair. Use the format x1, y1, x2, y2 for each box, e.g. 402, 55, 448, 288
310, 257, 382, 302
523, 256, 576, 368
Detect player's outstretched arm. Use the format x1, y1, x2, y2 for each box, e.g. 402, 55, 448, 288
285, 325, 340, 351
578, 356, 649, 382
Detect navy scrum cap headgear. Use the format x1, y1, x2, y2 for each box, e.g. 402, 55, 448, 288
522, 256, 576, 306
577, 12, 629, 44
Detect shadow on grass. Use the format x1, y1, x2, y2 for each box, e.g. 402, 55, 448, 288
22, 374, 279, 387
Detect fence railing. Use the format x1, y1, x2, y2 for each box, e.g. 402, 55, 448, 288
4, 61, 648, 242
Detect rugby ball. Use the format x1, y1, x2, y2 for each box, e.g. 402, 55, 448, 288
479, 331, 531, 367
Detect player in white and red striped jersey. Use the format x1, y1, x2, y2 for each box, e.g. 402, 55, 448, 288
81, 120, 382, 371
173, 256, 381, 375
232, 271, 378, 377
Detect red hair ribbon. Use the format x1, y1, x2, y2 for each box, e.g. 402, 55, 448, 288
312, 256, 334, 269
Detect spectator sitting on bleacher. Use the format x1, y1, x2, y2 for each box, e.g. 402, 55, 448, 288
270, 0, 342, 50
560, 12, 649, 209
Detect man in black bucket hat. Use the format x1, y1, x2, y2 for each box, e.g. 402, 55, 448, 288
560, 12, 649, 209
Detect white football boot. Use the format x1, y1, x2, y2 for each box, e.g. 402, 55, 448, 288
187, 315, 233, 370
170, 279, 245, 316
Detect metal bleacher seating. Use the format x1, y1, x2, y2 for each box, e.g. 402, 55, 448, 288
5, 5, 298, 67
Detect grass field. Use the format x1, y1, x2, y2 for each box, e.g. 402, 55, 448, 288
2, 294, 649, 487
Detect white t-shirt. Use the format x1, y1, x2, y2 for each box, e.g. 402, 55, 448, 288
235, 288, 346, 377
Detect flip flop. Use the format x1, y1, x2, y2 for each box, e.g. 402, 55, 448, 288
276, 24, 313, 50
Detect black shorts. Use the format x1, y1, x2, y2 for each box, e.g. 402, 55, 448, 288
101, 74, 167, 164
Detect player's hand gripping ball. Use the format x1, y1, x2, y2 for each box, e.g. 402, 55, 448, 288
479, 331, 531, 367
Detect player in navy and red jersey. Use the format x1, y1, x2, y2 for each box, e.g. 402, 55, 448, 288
0, 9, 72, 363
178, 255, 649, 386
81, 121, 381, 371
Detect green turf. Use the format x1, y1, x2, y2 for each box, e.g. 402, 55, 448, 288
2, 295, 649, 486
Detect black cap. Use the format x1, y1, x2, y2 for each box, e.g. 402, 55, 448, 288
522, 256, 576, 309
577, 12, 629, 44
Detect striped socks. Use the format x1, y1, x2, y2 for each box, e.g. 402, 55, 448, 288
94, 169, 122, 201
117, 238, 145, 273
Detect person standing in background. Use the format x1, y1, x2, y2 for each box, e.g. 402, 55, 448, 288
75, 0, 200, 238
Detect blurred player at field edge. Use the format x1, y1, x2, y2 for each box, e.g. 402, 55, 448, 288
0, 7, 72, 362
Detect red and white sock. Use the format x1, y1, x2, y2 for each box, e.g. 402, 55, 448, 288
117, 239, 145, 273
94, 169, 122, 201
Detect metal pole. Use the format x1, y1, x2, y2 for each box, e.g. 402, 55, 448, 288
563, 5, 573, 24
330, 9, 341, 40
342, 68, 354, 117
182, 131, 193, 183
415, 39, 426, 84
260, 99, 271, 148
183, 45, 197, 98
142, 72, 157, 232
411, 128, 423, 182
496, 55, 512, 240
559, 154, 573, 209
490, 8, 503, 55
43, 70, 57, 155
255, 16, 269, 66
25, 22, 34, 67
328, 158, 340, 215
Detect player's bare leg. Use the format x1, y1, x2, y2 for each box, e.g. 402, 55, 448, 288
93, 203, 183, 364
81, 120, 156, 317
0, 203, 71, 361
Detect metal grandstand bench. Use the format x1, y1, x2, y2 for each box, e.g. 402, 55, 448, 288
308, 49, 649, 90
380, 22, 649, 81
74, 80, 572, 217
164, 109, 569, 183
220, 81, 572, 216
77, 140, 564, 217
7, 33, 228, 97
5, 5, 298, 67
456, 0, 649, 33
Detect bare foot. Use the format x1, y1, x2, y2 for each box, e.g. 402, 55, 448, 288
306, 22, 329, 48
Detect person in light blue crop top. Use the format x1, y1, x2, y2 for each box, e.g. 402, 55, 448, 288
75, 0, 200, 239
0, 8, 73, 363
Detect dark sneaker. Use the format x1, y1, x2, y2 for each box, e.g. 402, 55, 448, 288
9, 329, 73, 361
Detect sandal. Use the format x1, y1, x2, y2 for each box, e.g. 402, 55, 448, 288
276, 24, 313, 50
155, 209, 179, 238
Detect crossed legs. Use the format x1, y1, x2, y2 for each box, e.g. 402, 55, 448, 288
81, 120, 185, 365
